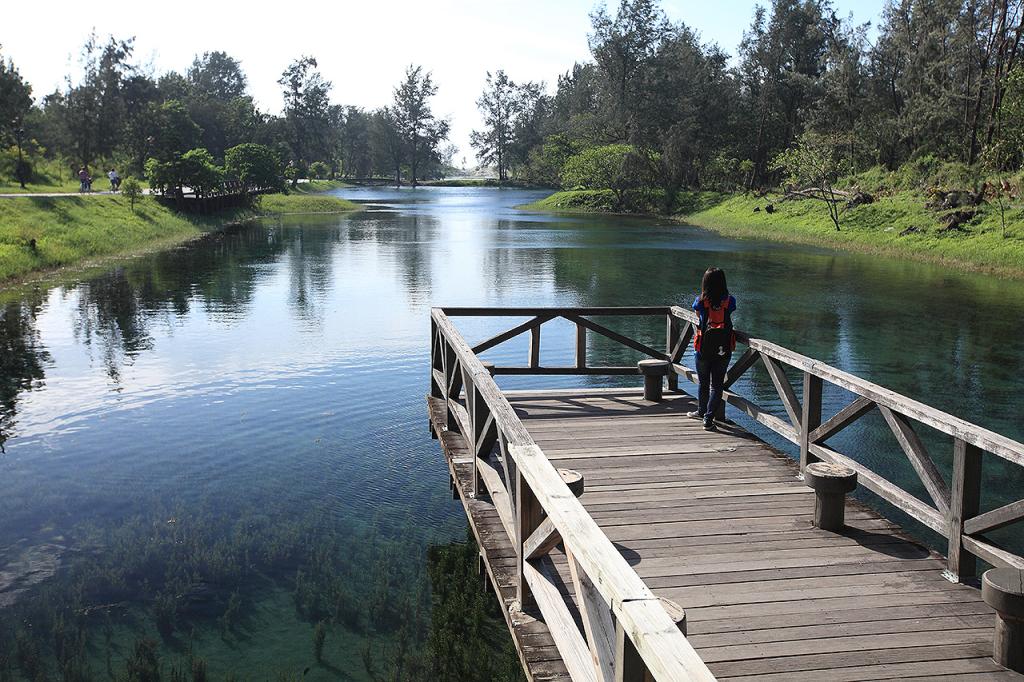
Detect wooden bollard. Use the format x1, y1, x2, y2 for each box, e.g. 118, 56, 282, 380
637, 359, 671, 402
982, 568, 1024, 672
616, 597, 687, 680
804, 462, 857, 531
658, 597, 687, 637
558, 468, 585, 497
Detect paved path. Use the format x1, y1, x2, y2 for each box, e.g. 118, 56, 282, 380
0, 190, 130, 198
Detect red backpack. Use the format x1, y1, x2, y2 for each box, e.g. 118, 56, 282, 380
694, 297, 735, 357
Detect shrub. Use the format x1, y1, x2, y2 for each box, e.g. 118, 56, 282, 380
225, 143, 283, 192
146, 148, 224, 197
284, 164, 299, 189
179, 149, 224, 197
525, 134, 579, 186
122, 176, 142, 212
561, 144, 655, 209
308, 161, 330, 180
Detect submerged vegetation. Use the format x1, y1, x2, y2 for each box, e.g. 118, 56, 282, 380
0, 497, 427, 680
0, 490, 517, 681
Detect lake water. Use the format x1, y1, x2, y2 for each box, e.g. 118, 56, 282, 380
1, 187, 1022, 679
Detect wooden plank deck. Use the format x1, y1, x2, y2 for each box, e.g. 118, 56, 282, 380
431, 386, 1023, 681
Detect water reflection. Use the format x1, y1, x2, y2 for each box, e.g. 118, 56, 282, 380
0, 299, 50, 452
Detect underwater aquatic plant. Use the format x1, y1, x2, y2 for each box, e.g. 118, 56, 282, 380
313, 620, 326, 663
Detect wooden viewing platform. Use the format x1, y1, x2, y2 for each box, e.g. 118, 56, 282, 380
427, 306, 1024, 681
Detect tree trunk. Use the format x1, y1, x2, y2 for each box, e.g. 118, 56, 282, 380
967, 0, 999, 165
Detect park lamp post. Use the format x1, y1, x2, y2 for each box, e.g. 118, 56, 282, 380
14, 126, 27, 189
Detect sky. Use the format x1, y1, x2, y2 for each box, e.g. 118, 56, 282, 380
2, 0, 886, 166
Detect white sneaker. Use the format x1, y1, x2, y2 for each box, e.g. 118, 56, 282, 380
686, 411, 704, 419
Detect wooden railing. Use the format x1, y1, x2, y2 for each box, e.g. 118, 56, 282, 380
431, 307, 715, 682
431, 305, 1024, 680
666, 305, 1024, 582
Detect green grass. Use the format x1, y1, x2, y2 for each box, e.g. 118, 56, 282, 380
522, 189, 1024, 277
259, 187, 359, 215
684, 191, 1024, 277
0, 156, 150, 194
0, 195, 230, 281
0, 188, 360, 283
519, 189, 619, 213
291, 179, 354, 192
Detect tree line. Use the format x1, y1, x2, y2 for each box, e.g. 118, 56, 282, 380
469, 0, 1024, 209
3, 0, 1024, 201
0, 35, 453, 189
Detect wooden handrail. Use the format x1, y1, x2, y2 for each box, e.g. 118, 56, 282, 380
667, 305, 1024, 579
669, 306, 1024, 466
431, 308, 715, 681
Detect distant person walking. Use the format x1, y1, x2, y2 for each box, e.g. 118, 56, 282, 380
687, 267, 736, 431
108, 168, 121, 192
78, 167, 91, 193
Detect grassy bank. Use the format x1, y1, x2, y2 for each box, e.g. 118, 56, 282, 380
0, 190, 360, 283
259, 182, 359, 215
521, 189, 1024, 277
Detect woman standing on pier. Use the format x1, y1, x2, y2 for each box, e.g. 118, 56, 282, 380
688, 267, 736, 431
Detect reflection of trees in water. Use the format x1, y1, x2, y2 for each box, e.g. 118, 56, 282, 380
73, 268, 156, 384
342, 212, 438, 306
66, 225, 292, 383
0, 224, 292, 442
283, 224, 337, 328
481, 246, 555, 301
0, 299, 51, 451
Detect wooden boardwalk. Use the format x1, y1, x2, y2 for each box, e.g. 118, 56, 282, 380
427, 307, 1024, 681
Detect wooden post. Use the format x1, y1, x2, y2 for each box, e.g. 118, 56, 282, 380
529, 325, 541, 368
614, 599, 686, 682
444, 343, 461, 433
469, 380, 481, 497
800, 372, 823, 474
430, 324, 445, 437
804, 462, 857, 532
947, 438, 983, 582
658, 597, 687, 636
981, 568, 1024, 672
471, 386, 497, 498
666, 314, 681, 392
638, 359, 670, 402
575, 323, 586, 370
516, 469, 543, 611
615, 619, 648, 682
478, 553, 493, 593
557, 468, 585, 497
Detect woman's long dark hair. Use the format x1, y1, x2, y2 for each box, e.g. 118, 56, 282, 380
701, 267, 729, 306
